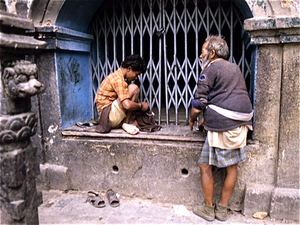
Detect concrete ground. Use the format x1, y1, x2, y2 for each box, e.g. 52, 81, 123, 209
38, 190, 297, 224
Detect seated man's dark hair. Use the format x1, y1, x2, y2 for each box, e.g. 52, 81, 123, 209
121, 55, 146, 73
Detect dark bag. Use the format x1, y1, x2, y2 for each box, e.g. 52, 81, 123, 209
135, 109, 161, 132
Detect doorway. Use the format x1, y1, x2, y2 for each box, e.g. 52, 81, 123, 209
88, 0, 254, 125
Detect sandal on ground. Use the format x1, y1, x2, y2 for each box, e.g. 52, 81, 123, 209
76, 119, 99, 127
107, 189, 120, 207
86, 191, 105, 208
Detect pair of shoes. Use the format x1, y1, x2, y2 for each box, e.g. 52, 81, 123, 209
215, 202, 228, 221
192, 202, 215, 221
87, 189, 120, 208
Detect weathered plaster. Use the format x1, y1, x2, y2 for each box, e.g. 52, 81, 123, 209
245, 0, 300, 17
5, 0, 300, 28
5, 0, 32, 17
277, 43, 300, 189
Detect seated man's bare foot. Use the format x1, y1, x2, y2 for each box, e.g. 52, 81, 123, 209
122, 123, 140, 135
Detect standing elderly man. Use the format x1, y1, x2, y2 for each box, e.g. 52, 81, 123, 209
189, 35, 253, 221
95, 54, 149, 135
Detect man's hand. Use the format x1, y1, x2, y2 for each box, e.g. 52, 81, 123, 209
190, 117, 205, 131
189, 106, 202, 131
140, 102, 149, 111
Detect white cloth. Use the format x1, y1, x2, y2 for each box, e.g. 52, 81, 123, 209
208, 104, 253, 121
207, 125, 249, 149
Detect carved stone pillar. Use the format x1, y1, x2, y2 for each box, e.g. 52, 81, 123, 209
0, 1, 47, 224
243, 16, 300, 221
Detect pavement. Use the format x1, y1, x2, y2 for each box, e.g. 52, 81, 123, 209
38, 190, 297, 225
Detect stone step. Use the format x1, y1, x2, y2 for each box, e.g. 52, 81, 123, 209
62, 125, 206, 144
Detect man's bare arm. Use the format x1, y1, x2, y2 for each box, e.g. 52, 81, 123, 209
189, 106, 202, 131
122, 99, 149, 111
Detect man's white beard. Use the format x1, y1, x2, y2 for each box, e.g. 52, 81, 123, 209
200, 52, 211, 70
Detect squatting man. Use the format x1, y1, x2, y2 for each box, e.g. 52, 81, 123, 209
190, 35, 253, 221
95, 55, 149, 135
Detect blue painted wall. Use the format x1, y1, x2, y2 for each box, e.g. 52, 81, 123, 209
56, 50, 93, 129
54, 0, 102, 129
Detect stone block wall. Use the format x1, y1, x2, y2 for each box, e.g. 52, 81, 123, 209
244, 14, 300, 221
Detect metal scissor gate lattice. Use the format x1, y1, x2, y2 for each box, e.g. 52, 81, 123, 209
89, 0, 253, 125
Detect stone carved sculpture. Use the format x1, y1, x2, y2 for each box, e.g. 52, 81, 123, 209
1, 60, 45, 115
0, 111, 37, 145
0, 60, 44, 224
0, 60, 44, 146
2, 60, 45, 99
0, 2, 47, 223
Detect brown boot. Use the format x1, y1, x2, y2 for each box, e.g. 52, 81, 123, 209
192, 202, 215, 221
215, 202, 228, 221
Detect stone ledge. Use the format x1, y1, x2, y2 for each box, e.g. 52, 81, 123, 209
244, 16, 300, 44
244, 16, 300, 31
242, 183, 274, 216
38, 163, 71, 191
242, 183, 300, 222
62, 125, 207, 144
32, 25, 94, 52
0, 11, 34, 30
270, 187, 300, 221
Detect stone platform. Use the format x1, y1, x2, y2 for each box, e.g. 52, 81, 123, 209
37, 125, 230, 209
36, 125, 299, 222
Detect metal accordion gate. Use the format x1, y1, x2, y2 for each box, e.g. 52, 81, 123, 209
89, 0, 253, 125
